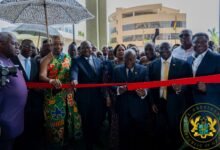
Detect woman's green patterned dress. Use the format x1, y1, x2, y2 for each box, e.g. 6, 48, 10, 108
44, 53, 82, 149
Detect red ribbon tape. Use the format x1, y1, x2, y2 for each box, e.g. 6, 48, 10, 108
26, 74, 220, 91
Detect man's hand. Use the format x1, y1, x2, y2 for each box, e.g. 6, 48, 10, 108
71, 80, 78, 86
49, 79, 62, 89
118, 85, 127, 95
197, 82, 206, 92
71, 80, 78, 91
136, 88, 146, 97
172, 84, 182, 93
152, 104, 159, 113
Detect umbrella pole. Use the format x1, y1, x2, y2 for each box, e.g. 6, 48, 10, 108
43, 0, 49, 39
72, 24, 75, 42
37, 33, 40, 49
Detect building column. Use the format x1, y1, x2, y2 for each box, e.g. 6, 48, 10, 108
86, 0, 107, 49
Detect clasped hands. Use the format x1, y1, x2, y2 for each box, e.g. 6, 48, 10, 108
118, 85, 146, 97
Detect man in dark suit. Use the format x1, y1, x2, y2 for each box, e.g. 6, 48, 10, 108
70, 41, 105, 150
11, 39, 44, 150
187, 32, 220, 106
149, 42, 193, 149
113, 49, 149, 150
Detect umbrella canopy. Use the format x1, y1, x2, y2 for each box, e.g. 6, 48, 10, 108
0, 0, 94, 37
13, 24, 60, 37
0, 0, 94, 25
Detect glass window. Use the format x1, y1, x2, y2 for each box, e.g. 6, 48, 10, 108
110, 38, 117, 43
123, 35, 134, 42
122, 12, 133, 18
110, 27, 117, 34
123, 24, 135, 31
135, 35, 143, 41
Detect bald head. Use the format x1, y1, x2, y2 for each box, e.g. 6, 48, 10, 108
0, 32, 17, 58
0, 32, 15, 43
124, 49, 136, 69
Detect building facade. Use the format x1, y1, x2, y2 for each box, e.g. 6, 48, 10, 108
109, 4, 186, 49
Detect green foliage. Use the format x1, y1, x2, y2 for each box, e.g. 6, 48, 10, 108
208, 28, 219, 46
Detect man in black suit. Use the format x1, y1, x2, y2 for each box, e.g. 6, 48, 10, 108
70, 41, 105, 150
149, 42, 193, 149
12, 39, 44, 150
113, 49, 149, 150
187, 33, 220, 106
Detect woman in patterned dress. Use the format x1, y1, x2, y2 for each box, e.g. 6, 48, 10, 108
39, 36, 81, 149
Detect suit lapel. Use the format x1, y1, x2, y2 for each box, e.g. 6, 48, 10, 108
12, 56, 28, 81
155, 59, 161, 80
92, 56, 98, 75
168, 58, 176, 79
30, 59, 35, 81
196, 51, 210, 76
132, 64, 139, 82
79, 56, 96, 79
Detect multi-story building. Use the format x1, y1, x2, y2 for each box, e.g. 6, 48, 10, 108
109, 4, 186, 49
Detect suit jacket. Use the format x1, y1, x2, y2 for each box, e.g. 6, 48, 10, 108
70, 55, 105, 124
11, 56, 39, 82
113, 63, 149, 120
149, 57, 193, 126
11, 56, 43, 118
187, 50, 220, 106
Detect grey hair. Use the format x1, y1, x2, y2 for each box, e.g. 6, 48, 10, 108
80, 40, 92, 48
0, 32, 15, 43
124, 48, 136, 59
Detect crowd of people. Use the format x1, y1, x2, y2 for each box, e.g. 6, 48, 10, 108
0, 29, 220, 150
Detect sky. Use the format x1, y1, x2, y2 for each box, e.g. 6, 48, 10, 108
107, 0, 219, 35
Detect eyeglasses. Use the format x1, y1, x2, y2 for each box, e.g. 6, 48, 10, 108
179, 34, 190, 38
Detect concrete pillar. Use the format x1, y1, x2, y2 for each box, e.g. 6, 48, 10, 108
86, 0, 107, 50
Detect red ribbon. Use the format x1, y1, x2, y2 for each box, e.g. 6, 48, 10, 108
26, 74, 220, 91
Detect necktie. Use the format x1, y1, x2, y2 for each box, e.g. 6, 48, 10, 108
127, 69, 133, 81
25, 58, 31, 80
162, 61, 169, 99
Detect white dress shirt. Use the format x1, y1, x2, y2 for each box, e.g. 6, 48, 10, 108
172, 46, 194, 61
117, 67, 147, 99
192, 50, 208, 76
85, 56, 95, 69
160, 56, 172, 97
18, 54, 31, 78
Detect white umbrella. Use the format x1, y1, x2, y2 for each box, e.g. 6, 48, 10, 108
0, 0, 94, 38
13, 24, 60, 37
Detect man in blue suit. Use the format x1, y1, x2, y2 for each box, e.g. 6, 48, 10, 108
149, 42, 193, 149
187, 32, 220, 107
70, 41, 105, 150
113, 49, 149, 150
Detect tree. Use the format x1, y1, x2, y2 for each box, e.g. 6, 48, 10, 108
208, 28, 219, 46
